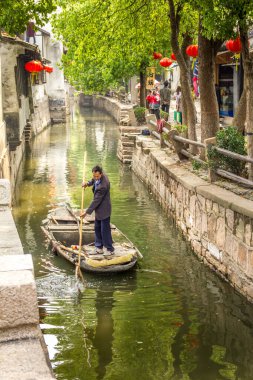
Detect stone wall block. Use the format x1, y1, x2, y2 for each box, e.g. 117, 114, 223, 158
177, 184, 183, 199
171, 193, 176, 211
191, 240, 202, 256
189, 195, 196, 220
225, 228, 233, 254
201, 213, 208, 236
238, 243, 248, 271
196, 194, 205, 210
207, 213, 217, 241
245, 223, 252, 247
212, 203, 219, 215
232, 237, 239, 262
247, 249, 253, 278
235, 216, 245, 240
195, 202, 202, 238
216, 217, 226, 250
206, 199, 212, 213
226, 209, 234, 231
175, 200, 182, 219
0, 270, 39, 329
167, 192, 172, 209
179, 221, 187, 234
202, 238, 208, 249
201, 247, 207, 257
219, 205, 225, 218
184, 209, 191, 228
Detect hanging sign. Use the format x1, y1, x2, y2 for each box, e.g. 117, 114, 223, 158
146, 67, 156, 89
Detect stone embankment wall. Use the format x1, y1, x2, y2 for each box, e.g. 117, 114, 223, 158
132, 136, 253, 302
0, 180, 54, 380
92, 95, 136, 125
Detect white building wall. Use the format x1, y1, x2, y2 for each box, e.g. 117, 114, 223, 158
0, 44, 20, 113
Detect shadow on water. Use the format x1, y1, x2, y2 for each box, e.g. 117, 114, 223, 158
12, 106, 253, 380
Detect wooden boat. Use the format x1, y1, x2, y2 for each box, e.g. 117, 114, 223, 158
41, 204, 142, 274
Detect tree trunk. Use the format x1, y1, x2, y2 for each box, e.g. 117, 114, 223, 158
167, 0, 197, 153
139, 68, 146, 107
233, 84, 247, 133
180, 67, 197, 144
245, 54, 253, 180
198, 30, 220, 142
180, 34, 193, 128
241, 29, 253, 180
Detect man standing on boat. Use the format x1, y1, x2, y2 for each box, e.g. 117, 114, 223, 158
80, 165, 114, 256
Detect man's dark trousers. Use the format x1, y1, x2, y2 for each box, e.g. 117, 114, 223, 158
95, 217, 114, 251
162, 104, 170, 113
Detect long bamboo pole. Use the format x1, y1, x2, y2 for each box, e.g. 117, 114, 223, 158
75, 151, 87, 281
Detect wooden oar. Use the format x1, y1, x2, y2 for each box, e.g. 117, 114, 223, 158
75, 151, 87, 282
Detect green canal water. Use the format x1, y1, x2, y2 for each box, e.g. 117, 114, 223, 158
13, 106, 253, 380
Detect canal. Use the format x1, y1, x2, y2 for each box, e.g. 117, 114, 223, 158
13, 106, 253, 380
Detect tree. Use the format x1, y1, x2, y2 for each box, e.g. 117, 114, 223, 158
167, 0, 198, 148
0, 0, 56, 35
53, 0, 172, 106
194, 0, 253, 177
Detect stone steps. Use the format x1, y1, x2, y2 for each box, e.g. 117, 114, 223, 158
117, 125, 145, 164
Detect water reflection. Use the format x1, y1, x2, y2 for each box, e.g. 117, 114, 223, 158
12, 106, 253, 380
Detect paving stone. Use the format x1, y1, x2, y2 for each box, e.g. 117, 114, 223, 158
0, 209, 23, 255
0, 179, 10, 206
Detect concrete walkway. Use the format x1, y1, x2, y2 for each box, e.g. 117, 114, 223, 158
0, 179, 54, 379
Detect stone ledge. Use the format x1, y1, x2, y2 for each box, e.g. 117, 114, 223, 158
150, 150, 207, 191
196, 184, 253, 218
0, 270, 39, 329
0, 179, 10, 206
0, 254, 33, 272
0, 324, 41, 343
0, 209, 23, 255
0, 338, 55, 380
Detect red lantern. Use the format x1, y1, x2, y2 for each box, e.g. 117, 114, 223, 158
159, 57, 173, 67
43, 65, 53, 73
171, 53, 176, 61
153, 51, 163, 60
225, 37, 241, 53
186, 45, 198, 58
24, 60, 44, 73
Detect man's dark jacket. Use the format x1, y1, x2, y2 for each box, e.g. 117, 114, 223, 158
86, 174, 111, 220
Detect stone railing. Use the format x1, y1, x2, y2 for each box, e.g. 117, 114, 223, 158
132, 136, 253, 303
147, 115, 253, 188
0, 179, 55, 379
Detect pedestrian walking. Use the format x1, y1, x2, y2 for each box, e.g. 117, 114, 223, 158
80, 165, 114, 256
146, 90, 155, 114
26, 21, 36, 44
152, 90, 161, 120
160, 80, 171, 114
175, 86, 182, 124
